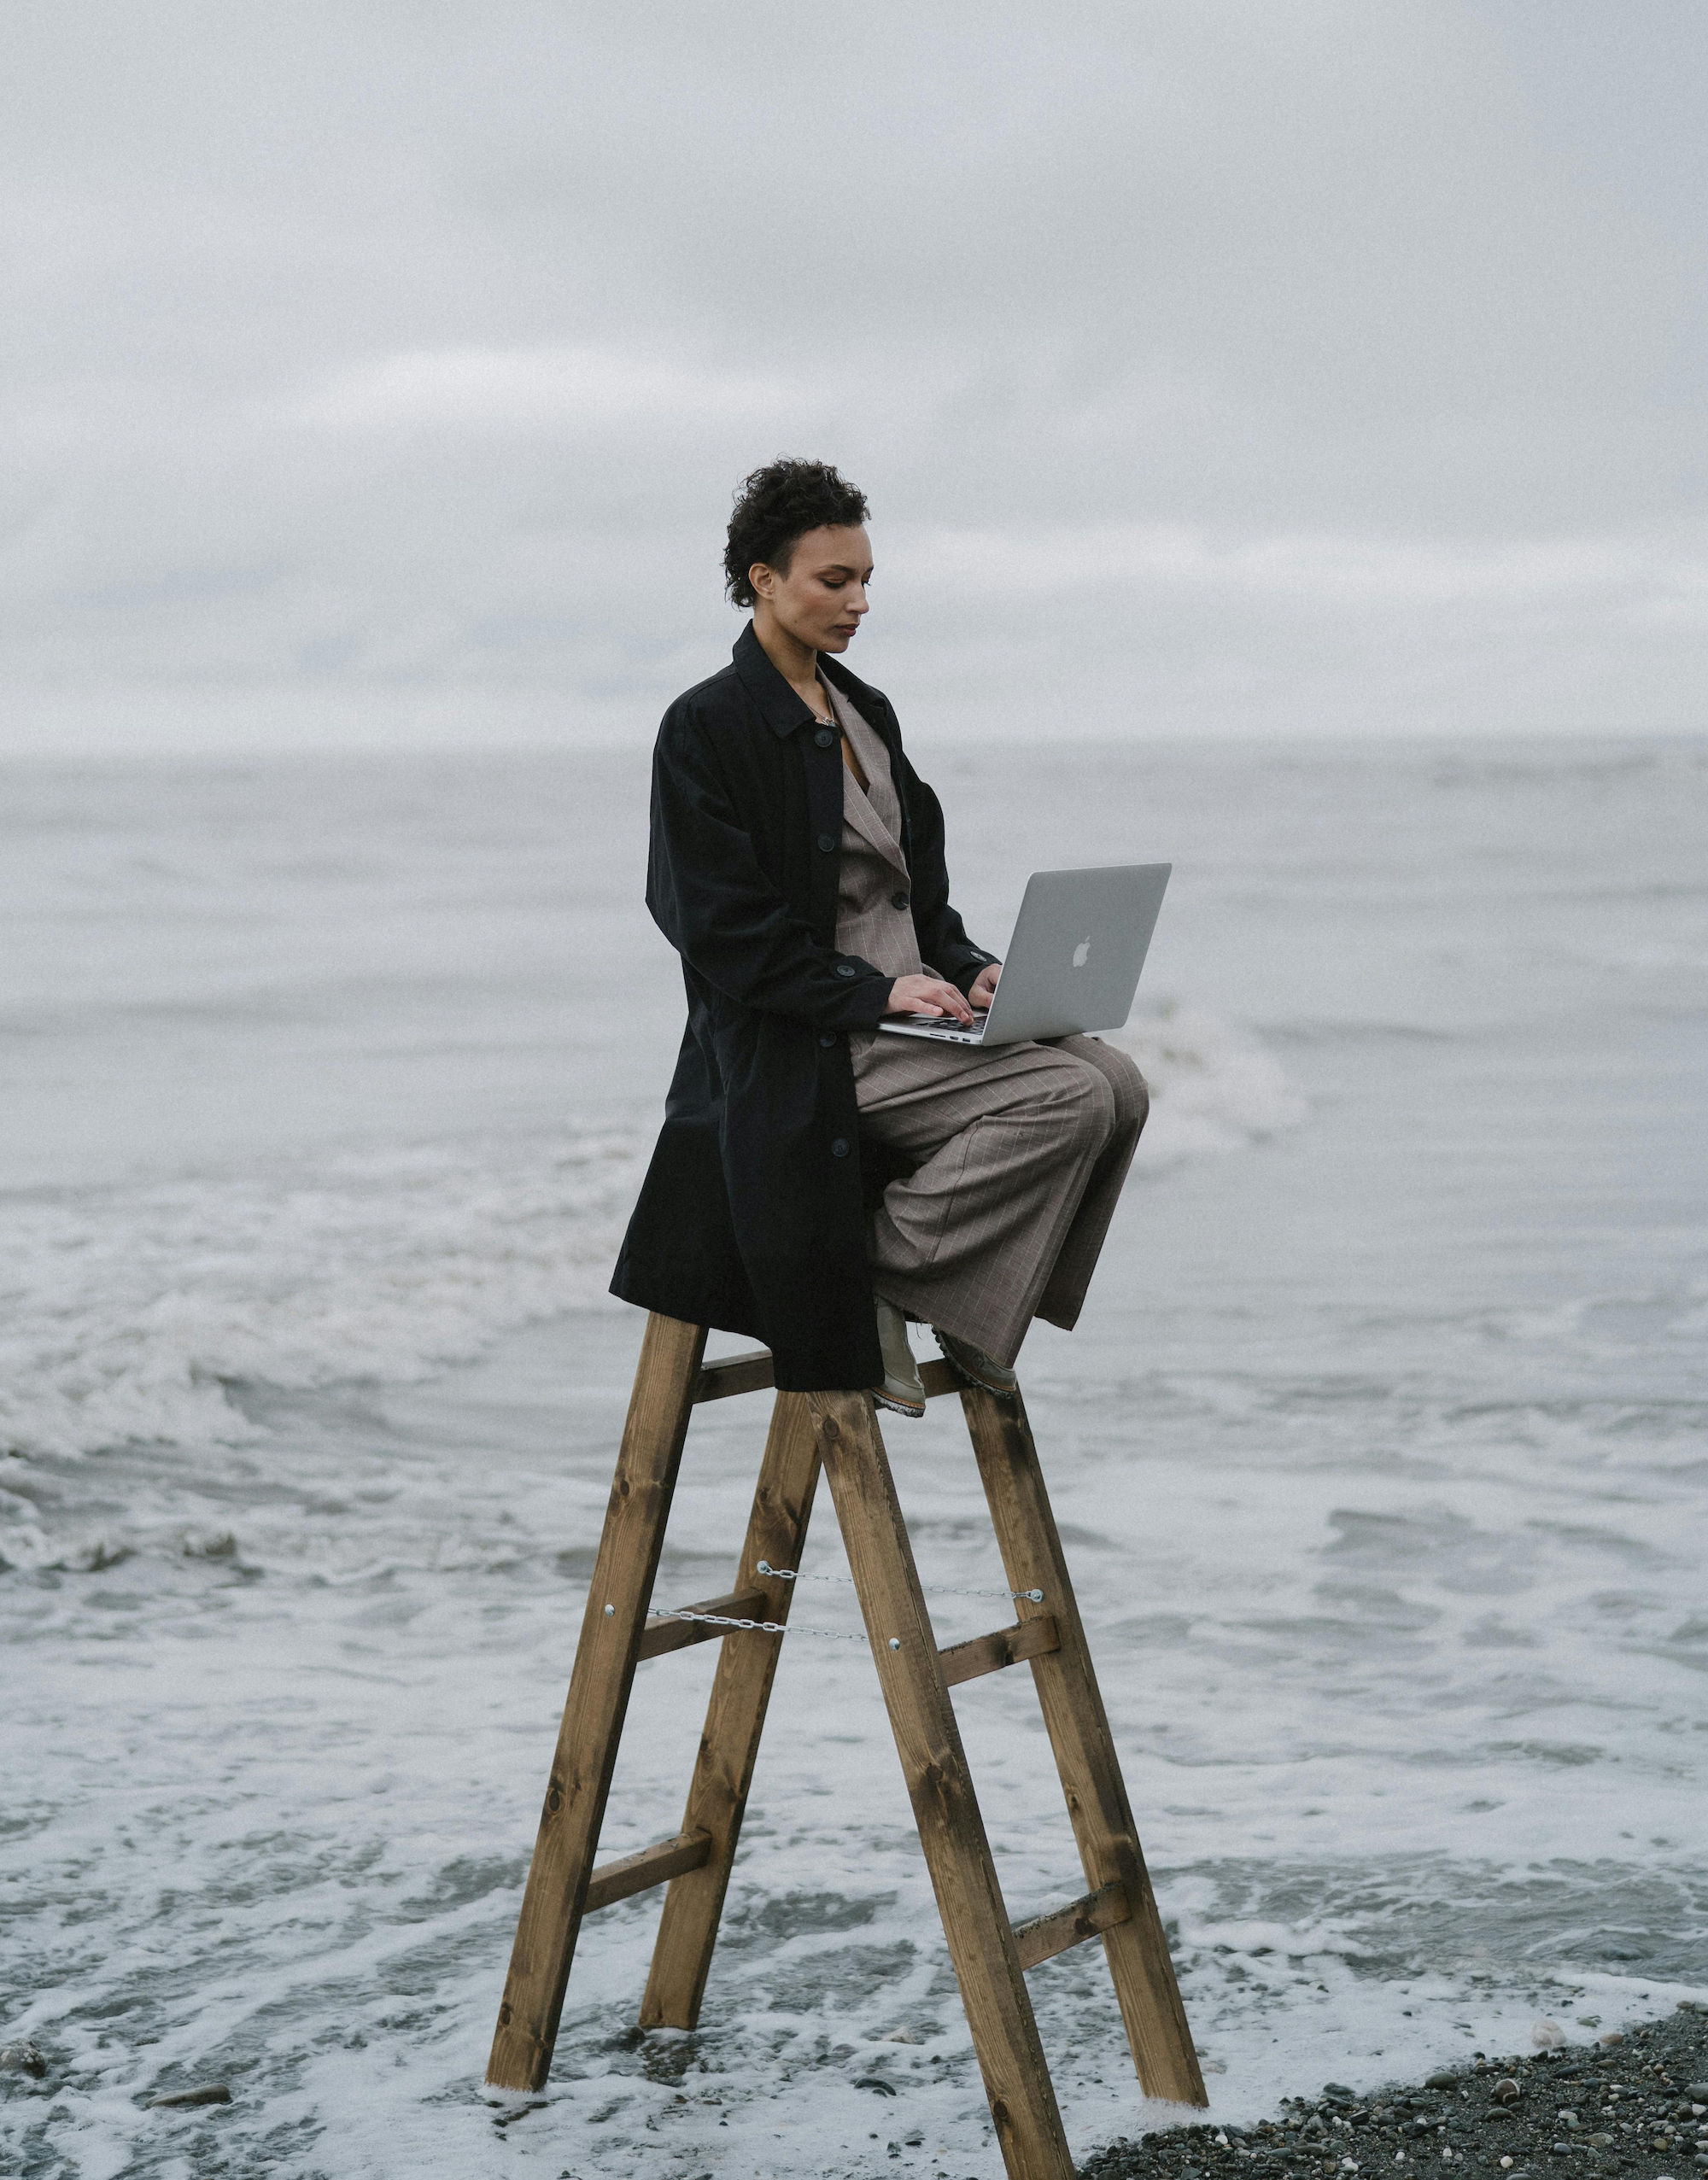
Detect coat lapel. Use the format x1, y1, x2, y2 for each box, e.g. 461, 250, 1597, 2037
840, 766, 910, 877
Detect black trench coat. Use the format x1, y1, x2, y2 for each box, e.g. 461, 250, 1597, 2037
609, 622, 997, 1390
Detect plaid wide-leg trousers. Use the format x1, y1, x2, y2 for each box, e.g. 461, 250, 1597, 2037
852, 1030, 1148, 1369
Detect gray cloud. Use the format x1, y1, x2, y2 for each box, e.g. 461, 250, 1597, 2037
2, 0, 1703, 750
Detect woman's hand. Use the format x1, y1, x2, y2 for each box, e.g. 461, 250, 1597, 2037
885, 973, 975, 1026
968, 961, 1002, 1012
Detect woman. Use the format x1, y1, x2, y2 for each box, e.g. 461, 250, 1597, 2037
611, 459, 1148, 1414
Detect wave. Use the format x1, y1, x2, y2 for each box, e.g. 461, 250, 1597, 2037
0, 1010, 1303, 1471
1108, 1004, 1309, 1167
0, 1128, 643, 1468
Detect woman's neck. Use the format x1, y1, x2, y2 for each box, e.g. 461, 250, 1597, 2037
753, 612, 830, 719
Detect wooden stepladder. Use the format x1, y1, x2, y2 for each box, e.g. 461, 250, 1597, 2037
487, 1312, 1205, 2180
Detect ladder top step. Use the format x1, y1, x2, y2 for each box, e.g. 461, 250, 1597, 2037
696, 1348, 960, 1404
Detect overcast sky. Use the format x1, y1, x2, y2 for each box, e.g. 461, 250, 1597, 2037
3, 1, 1704, 751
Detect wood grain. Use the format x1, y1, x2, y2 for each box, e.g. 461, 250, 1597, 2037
1012, 1881, 1131, 1971
939, 1614, 1061, 1688
959, 1382, 1207, 2107
640, 1389, 823, 2029
485, 1312, 706, 2093
635, 1591, 769, 1660
811, 1390, 1075, 2180
693, 1349, 775, 1403
582, 1830, 711, 1914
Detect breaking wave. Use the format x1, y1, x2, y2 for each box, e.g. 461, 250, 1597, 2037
1112, 1003, 1309, 1167
0, 1012, 1301, 1470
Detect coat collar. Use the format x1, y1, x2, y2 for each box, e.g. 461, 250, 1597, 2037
732, 620, 892, 740
732, 620, 819, 738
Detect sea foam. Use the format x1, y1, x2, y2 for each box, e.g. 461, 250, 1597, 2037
0, 1014, 1299, 1469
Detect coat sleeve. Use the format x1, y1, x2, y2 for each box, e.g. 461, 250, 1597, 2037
895, 750, 1000, 994
646, 708, 896, 1028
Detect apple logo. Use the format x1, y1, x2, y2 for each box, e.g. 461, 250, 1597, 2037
1071, 935, 1091, 968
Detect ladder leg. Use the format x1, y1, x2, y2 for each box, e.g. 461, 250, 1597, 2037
486, 1312, 707, 2091
810, 1392, 1075, 2180
641, 1388, 822, 2028
959, 1382, 1207, 2107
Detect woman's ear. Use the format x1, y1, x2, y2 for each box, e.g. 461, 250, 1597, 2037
749, 562, 774, 600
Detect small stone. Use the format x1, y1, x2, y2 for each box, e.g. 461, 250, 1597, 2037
1425, 2075, 1458, 2091
1598, 2034, 1623, 2047
1500, 2159, 1514, 2170
149, 2084, 231, 2109
1533, 2022, 1567, 2050
0, 2041, 47, 2078
854, 2077, 898, 2096
1577, 2018, 1603, 2029
1587, 2134, 1612, 2147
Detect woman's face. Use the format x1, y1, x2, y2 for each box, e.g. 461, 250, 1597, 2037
751, 524, 873, 652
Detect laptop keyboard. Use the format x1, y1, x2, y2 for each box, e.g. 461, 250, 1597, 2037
890, 1015, 984, 1036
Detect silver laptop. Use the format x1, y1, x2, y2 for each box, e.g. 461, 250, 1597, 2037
878, 863, 1171, 1047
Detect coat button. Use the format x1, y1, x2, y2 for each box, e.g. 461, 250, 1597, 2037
816, 832, 836, 852
891, 891, 910, 910
819, 1032, 837, 1047
830, 1137, 851, 1158
834, 961, 857, 979
814, 727, 835, 748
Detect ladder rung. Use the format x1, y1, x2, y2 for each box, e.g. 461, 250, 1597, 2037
938, 1613, 1061, 1687
693, 1349, 775, 1403
636, 1591, 769, 1659
1012, 1881, 1131, 1971
917, 1357, 959, 1400
583, 1829, 712, 1915
693, 1348, 962, 1404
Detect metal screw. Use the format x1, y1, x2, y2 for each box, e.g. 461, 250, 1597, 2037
888, 1637, 901, 1651
604, 1604, 614, 1616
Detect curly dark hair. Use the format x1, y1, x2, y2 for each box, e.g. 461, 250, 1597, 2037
723, 459, 869, 608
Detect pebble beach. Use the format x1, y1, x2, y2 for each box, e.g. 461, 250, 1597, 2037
1086, 2007, 1708, 2180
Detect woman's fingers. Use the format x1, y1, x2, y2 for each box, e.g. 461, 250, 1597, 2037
921, 979, 974, 1024
883, 973, 974, 1023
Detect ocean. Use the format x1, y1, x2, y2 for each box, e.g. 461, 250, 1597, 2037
3, 735, 1705, 2179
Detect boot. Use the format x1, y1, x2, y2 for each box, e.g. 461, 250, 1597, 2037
934, 1327, 1019, 1397
871, 1295, 926, 1417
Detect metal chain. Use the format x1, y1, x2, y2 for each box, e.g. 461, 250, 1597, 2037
758, 1559, 1044, 1605
647, 1605, 868, 1643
